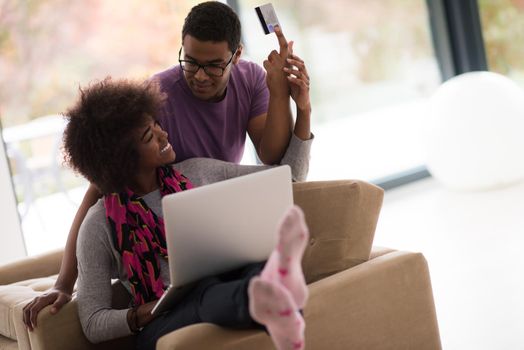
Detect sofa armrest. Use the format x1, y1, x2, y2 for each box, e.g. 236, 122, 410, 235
158, 251, 441, 350
304, 250, 442, 350
157, 323, 273, 350
0, 249, 63, 285
28, 301, 92, 350
28, 299, 135, 350
369, 245, 395, 259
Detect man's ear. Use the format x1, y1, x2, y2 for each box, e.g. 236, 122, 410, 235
232, 44, 243, 64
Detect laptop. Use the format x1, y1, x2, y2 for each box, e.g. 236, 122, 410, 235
151, 165, 293, 315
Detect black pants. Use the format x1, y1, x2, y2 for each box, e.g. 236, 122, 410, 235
136, 262, 266, 350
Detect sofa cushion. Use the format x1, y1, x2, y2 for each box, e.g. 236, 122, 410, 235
0, 276, 56, 340
0, 334, 18, 350
292, 180, 384, 284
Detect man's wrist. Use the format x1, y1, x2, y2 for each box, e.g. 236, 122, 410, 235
268, 82, 289, 96
53, 282, 74, 295
269, 91, 290, 101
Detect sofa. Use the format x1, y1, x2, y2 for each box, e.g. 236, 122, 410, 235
0, 180, 442, 350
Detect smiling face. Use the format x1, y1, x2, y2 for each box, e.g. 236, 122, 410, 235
181, 35, 241, 102
135, 117, 176, 171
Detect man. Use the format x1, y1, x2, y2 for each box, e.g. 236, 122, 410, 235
22, 1, 312, 328
153, 1, 295, 165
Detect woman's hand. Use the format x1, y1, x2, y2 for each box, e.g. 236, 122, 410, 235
284, 54, 311, 112
137, 301, 157, 328
23, 287, 72, 331
127, 300, 158, 332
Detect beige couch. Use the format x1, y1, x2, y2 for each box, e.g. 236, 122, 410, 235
0, 180, 441, 350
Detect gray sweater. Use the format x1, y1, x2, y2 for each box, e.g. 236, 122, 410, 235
76, 134, 312, 343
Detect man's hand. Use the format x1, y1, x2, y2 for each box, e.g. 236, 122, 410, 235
274, 25, 289, 59
263, 50, 288, 93
263, 25, 292, 94
23, 288, 72, 331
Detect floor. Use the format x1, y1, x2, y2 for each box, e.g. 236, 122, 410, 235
374, 177, 524, 350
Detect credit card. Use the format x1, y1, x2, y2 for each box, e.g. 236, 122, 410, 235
255, 3, 280, 35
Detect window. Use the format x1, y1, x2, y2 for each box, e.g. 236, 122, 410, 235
478, 0, 524, 86
237, 0, 441, 181
0, 0, 201, 256
0, 0, 471, 257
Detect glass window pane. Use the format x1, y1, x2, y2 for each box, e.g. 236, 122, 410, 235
238, 0, 441, 180
478, 0, 524, 86
0, 0, 201, 255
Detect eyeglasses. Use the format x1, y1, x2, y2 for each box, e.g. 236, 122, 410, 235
178, 47, 236, 77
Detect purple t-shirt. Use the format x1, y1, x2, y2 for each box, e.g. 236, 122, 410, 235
152, 60, 269, 163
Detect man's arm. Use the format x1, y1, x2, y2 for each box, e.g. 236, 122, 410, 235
177, 50, 314, 185
23, 183, 101, 330
247, 26, 294, 165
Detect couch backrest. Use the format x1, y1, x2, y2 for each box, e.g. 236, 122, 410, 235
293, 180, 384, 284
0, 249, 63, 285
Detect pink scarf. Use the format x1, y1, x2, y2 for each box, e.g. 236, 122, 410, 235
104, 166, 193, 305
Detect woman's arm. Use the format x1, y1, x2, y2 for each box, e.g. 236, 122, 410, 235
285, 54, 311, 142
76, 203, 161, 342
76, 204, 134, 343
278, 53, 313, 180
174, 132, 312, 187
23, 183, 102, 330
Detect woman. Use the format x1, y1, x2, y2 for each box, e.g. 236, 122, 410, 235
61, 77, 311, 350
23, 47, 313, 328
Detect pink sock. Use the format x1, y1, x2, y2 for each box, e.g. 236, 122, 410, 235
248, 277, 305, 350
261, 205, 309, 308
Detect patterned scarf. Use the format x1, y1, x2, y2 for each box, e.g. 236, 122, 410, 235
104, 166, 193, 305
